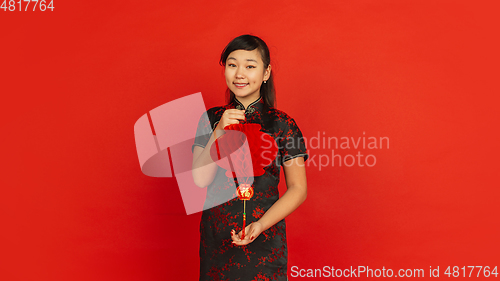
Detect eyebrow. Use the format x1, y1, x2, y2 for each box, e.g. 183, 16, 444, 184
227, 56, 258, 63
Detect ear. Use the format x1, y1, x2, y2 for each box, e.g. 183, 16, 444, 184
264, 64, 272, 81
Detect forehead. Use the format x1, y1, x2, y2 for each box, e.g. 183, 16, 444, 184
227, 49, 262, 63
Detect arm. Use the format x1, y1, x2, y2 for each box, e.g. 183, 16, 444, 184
191, 128, 225, 188
257, 156, 307, 230
232, 156, 307, 244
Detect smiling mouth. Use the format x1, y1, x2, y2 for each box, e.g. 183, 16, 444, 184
234, 83, 248, 88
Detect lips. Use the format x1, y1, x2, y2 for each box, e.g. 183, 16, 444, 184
234, 83, 248, 88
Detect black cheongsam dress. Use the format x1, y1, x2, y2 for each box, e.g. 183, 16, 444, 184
192, 95, 308, 281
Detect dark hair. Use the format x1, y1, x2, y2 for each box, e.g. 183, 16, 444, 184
219, 34, 276, 108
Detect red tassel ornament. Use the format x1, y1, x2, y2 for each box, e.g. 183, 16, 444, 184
210, 123, 278, 240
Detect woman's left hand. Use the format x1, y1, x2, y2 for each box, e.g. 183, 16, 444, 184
231, 222, 264, 246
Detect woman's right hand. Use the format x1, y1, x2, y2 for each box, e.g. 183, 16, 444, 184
215, 109, 246, 131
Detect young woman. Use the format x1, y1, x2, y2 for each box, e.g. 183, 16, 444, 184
192, 34, 308, 281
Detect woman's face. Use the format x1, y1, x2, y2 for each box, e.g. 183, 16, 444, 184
224, 49, 271, 101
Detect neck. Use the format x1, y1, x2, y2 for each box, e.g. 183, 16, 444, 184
235, 93, 261, 109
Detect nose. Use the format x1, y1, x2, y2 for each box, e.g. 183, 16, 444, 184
235, 67, 245, 78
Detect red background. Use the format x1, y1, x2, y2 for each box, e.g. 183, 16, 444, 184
1, 1, 499, 280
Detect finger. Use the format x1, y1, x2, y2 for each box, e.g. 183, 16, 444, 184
231, 235, 240, 242
232, 234, 251, 245
232, 240, 251, 246
228, 112, 246, 120
246, 227, 259, 241
238, 229, 250, 240
230, 229, 241, 241
232, 234, 255, 246
246, 228, 256, 241
225, 109, 246, 115
227, 109, 246, 116
225, 117, 240, 122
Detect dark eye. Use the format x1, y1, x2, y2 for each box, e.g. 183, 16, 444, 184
228, 64, 236, 67
247, 65, 256, 69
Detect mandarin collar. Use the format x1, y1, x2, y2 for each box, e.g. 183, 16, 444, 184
230, 95, 264, 115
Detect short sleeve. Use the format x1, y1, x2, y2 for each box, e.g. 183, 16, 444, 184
278, 117, 308, 164
191, 111, 212, 153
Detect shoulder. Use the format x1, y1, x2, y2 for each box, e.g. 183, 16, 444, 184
268, 107, 298, 127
